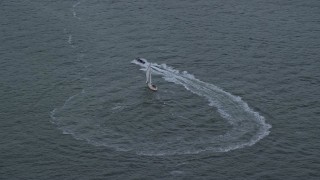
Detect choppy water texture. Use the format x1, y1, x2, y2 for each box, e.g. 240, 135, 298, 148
1, 0, 320, 179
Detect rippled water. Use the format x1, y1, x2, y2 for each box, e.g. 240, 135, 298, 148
1, 0, 319, 179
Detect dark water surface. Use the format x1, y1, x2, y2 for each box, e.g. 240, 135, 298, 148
1, 0, 319, 179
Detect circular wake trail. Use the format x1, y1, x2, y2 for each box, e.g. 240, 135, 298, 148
50, 59, 271, 156
132, 59, 271, 154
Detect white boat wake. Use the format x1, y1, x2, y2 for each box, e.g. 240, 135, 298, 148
50, 58, 271, 156
131, 58, 271, 155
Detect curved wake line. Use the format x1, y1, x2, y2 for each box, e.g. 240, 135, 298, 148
72, 0, 83, 20
132, 58, 271, 155
50, 89, 85, 124
49, 59, 271, 157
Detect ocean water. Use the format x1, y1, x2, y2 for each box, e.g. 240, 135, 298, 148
1, 0, 319, 179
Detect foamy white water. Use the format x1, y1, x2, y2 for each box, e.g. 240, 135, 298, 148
132, 58, 271, 155
49, 59, 271, 156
